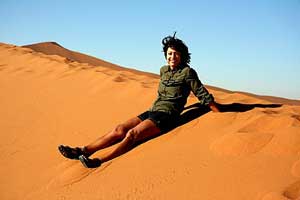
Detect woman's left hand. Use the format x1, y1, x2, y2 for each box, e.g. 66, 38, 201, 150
209, 102, 220, 112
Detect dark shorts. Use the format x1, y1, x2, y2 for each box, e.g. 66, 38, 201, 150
137, 111, 179, 133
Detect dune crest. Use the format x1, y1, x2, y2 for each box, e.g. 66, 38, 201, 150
22, 41, 159, 78
1, 42, 300, 200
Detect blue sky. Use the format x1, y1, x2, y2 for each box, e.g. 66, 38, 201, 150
1, 0, 299, 99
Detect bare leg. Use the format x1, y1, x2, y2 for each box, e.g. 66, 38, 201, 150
100, 119, 161, 163
83, 117, 142, 156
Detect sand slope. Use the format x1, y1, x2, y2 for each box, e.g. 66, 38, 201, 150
0, 42, 300, 200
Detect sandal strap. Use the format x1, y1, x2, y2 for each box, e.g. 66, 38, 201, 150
79, 155, 101, 168
81, 146, 91, 157
58, 145, 83, 160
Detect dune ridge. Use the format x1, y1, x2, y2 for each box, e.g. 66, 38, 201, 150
0, 42, 300, 200
23, 41, 159, 79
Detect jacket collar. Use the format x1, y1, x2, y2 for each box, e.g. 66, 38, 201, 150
164, 64, 185, 73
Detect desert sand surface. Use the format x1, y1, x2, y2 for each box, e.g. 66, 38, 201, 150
0, 42, 300, 200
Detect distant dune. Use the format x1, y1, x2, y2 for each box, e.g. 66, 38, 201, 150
1, 42, 300, 200
23, 41, 158, 78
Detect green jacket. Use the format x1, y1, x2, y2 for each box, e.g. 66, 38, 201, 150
150, 65, 214, 115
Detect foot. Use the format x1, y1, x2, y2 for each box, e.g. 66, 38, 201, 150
58, 145, 89, 160
79, 155, 102, 168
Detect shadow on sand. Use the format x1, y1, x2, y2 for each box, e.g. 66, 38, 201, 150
128, 103, 282, 161
137, 102, 282, 145
177, 102, 282, 129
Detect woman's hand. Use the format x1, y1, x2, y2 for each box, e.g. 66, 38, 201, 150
209, 102, 220, 112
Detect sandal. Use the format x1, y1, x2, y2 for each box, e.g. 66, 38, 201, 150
58, 145, 88, 160
79, 155, 102, 168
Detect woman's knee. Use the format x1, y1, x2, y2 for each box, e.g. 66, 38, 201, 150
112, 124, 127, 138
124, 129, 138, 144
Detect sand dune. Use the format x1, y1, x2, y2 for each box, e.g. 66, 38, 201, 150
0, 42, 300, 200
23, 41, 158, 79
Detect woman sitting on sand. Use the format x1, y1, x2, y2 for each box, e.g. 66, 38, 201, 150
58, 33, 220, 168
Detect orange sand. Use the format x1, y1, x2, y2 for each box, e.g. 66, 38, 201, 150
0, 42, 299, 200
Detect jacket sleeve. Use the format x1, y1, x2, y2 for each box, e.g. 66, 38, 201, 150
186, 68, 214, 105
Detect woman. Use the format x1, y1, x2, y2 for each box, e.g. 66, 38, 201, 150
58, 34, 219, 168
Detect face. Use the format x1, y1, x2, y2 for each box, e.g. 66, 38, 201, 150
166, 47, 181, 69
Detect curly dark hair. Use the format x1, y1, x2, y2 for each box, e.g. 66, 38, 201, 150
162, 32, 191, 66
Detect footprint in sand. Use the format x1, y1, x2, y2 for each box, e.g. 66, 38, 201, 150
261, 192, 290, 200
9, 66, 25, 74
291, 115, 300, 127
210, 131, 273, 156
113, 75, 126, 82
0, 64, 7, 71
291, 159, 300, 178
283, 180, 300, 200
261, 180, 300, 200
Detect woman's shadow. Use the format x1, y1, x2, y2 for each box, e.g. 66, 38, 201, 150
176, 102, 282, 129
134, 102, 282, 147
